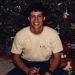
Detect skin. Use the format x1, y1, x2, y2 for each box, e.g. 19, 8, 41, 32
12, 11, 61, 75
28, 11, 45, 34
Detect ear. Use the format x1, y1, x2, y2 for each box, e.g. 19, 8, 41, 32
28, 17, 30, 21
43, 16, 46, 21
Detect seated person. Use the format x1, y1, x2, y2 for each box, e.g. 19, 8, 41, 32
7, 2, 68, 75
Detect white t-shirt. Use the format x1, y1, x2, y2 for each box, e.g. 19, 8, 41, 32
11, 26, 63, 61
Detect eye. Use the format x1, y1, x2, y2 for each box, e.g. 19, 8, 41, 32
38, 15, 41, 17
30, 15, 35, 18
38, 15, 44, 19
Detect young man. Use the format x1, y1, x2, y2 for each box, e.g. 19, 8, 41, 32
7, 2, 67, 75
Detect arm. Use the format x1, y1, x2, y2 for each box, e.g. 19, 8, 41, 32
44, 52, 61, 75
12, 54, 40, 75
49, 52, 61, 72
12, 54, 29, 74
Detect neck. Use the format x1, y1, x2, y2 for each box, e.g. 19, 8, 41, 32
30, 26, 43, 34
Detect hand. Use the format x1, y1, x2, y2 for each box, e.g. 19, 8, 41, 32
29, 67, 40, 75
44, 72, 51, 75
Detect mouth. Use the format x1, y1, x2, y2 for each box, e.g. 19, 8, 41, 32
34, 23, 39, 25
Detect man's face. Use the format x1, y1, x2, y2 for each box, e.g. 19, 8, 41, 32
28, 11, 45, 30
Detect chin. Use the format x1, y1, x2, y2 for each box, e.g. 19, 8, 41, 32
35, 32, 40, 34
34, 27, 40, 30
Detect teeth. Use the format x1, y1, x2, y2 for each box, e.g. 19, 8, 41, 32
35, 23, 38, 24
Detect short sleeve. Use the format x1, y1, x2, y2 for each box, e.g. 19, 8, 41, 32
11, 34, 23, 54
51, 32, 63, 53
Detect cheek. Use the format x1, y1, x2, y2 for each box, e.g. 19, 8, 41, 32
39, 19, 44, 22
40, 17, 45, 21
28, 18, 34, 24
28, 17, 34, 22
30, 18, 35, 22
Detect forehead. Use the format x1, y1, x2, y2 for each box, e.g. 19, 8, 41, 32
30, 11, 43, 15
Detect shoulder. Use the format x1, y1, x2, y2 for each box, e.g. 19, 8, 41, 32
16, 26, 29, 36
44, 26, 58, 35
15, 26, 29, 40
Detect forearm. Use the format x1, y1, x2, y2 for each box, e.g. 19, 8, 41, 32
13, 54, 29, 74
49, 53, 61, 72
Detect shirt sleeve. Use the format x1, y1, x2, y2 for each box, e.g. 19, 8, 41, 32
51, 32, 63, 53
11, 34, 23, 54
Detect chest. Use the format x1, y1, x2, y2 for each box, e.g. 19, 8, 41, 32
23, 35, 52, 52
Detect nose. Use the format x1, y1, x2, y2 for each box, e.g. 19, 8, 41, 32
35, 17, 39, 22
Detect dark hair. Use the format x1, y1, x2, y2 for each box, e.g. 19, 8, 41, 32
26, 2, 47, 17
